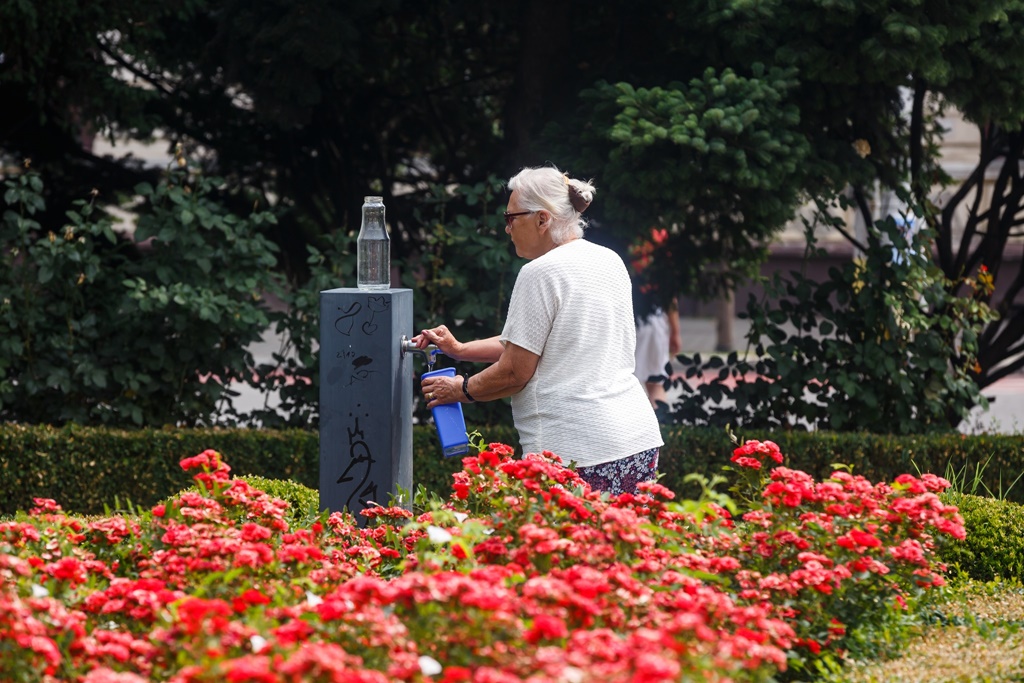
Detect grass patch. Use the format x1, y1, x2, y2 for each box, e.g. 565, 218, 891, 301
828, 579, 1024, 682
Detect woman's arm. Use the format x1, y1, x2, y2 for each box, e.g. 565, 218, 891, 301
451, 336, 505, 363
412, 325, 504, 363
462, 342, 540, 401
421, 341, 540, 407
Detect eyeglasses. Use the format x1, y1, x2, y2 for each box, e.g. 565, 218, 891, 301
503, 210, 535, 228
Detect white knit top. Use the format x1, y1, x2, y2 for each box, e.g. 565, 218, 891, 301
500, 239, 663, 468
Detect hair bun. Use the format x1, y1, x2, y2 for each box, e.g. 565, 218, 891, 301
566, 181, 591, 213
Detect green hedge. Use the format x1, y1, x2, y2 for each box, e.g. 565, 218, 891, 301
1, 423, 1023, 515
0, 424, 319, 516
656, 428, 1024, 504
937, 494, 1024, 582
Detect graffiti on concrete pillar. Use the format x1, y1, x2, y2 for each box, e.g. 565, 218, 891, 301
333, 296, 390, 386
334, 301, 362, 336
337, 408, 379, 510
324, 292, 400, 515
361, 296, 390, 335
345, 355, 377, 387
335, 295, 390, 337
319, 288, 407, 518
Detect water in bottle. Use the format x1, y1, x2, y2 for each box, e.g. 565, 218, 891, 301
357, 195, 390, 290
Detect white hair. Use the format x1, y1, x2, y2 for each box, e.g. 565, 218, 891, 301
507, 166, 596, 245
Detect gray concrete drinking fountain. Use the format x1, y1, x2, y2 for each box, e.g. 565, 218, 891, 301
318, 287, 414, 519
318, 289, 468, 521
319, 197, 470, 521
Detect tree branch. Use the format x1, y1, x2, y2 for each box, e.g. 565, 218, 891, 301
939, 125, 990, 276
95, 42, 177, 99
908, 77, 926, 198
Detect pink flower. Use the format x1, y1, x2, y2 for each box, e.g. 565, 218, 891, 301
524, 614, 568, 643
221, 654, 277, 682
837, 529, 883, 551
240, 523, 272, 542
232, 589, 271, 613
0, 445, 962, 683
732, 440, 784, 466
46, 557, 88, 585
889, 539, 927, 565
82, 669, 150, 683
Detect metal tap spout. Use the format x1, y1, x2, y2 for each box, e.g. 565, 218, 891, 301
400, 335, 440, 362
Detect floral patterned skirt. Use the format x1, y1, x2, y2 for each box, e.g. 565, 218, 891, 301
575, 447, 659, 496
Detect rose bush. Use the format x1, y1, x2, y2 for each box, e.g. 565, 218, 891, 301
0, 440, 963, 682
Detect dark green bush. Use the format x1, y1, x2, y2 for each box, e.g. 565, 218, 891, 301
0, 167, 281, 427
664, 214, 996, 435
938, 494, 1024, 582
1, 423, 1022, 515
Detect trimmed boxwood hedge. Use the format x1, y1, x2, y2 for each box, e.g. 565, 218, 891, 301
937, 493, 1024, 582
0, 424, 320, 516
1, 423, 1022, 515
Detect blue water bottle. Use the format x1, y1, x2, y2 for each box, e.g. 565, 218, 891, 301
421, 367, 470, 457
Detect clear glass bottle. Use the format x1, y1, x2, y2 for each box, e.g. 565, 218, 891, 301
356, 195, 390, 290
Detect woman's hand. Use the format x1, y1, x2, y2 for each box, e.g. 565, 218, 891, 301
412, 325, 463, 359
421, 373, 464, 408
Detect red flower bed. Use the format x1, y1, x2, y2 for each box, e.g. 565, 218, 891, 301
0, 440, 963, 682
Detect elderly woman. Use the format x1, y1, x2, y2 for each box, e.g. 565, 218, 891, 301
414, 165, 663, 495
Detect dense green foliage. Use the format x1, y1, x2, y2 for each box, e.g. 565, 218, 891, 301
0, 0, 527, 266
3, 423, 1022, 515
0, 162, 279, 426
551, 67, 811, 299
3, 0, 1020, 293
624, 0, 1024, 390
3, 0, 1024, 430
664, 215, 997, 433
0, 160, 521, 428
0, 424, 318, 515
939, 494, 1024, 581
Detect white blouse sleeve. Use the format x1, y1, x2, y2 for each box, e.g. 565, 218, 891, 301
500, 262, 557, 356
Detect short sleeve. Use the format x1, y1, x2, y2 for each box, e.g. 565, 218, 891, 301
501, 262, 557, 356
